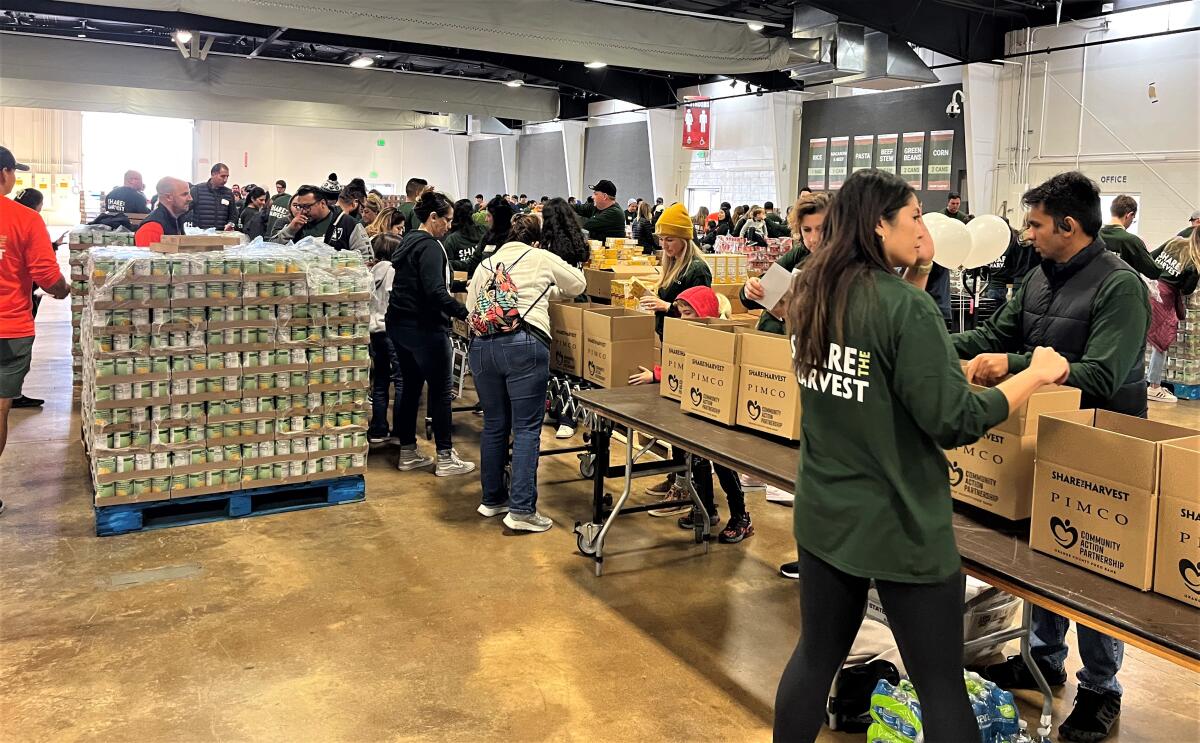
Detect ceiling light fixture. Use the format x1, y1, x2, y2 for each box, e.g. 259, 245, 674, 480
584, 61, 607, 69
505, 79, 524, 87
747, 22, 765, 32
349, 55, 374, 68
174, 29, 193, 44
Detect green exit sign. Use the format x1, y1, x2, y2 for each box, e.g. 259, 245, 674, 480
377, 139, 386, 147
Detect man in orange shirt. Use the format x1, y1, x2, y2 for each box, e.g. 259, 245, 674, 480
134, 177, 192, 248
0, 146, 70, 513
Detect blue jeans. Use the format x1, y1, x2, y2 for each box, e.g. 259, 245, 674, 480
982, 281, 1008, 304
387, 324, 454, 452
1148, 346, 1167, 385
368, 332, 403, 438
1031, 607, 1123, 696
469, 332, 550, 515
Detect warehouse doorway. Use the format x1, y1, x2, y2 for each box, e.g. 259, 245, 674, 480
81, 112, 194, 219
686, 187, 720, 216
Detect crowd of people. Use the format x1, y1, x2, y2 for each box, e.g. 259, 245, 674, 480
3, 139, 1199, 741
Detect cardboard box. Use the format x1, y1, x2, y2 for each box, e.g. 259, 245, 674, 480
946, 382, 1081, 519
582, 308, 656, 388
735, 330, 802, 440
583, 266, 659, 300
1030, 410, 1199, 590
548, 301, 595, 376
660, 318, 733, 402
1153, 436, 1200, 606
680, 324, 746, 425
712, 283, 750, 315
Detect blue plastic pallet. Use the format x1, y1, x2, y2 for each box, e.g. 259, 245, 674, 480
95, 475, 365, 537
1167, 382, 1200, 400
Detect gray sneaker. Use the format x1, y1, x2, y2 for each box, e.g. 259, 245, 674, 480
397, 445, 435, 471
435, 448, 476, 477
503, 511, 553, 532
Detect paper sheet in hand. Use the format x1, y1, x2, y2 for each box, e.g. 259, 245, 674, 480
758, 262, 796, 320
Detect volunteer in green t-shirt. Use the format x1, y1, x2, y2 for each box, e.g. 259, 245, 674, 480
773, 169, 1069, 743
1098, 194, 1159, 278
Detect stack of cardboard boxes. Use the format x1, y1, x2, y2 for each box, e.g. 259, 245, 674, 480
548, 302, 656, 389
664, 318, 802, 440
81, 239, 373, 507
1029, 411, 1199, 601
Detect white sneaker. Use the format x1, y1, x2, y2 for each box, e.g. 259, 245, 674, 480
503, 511, 553, 532
1148, 386, 1178, 403
435, 448, 477, 477
397, 446, 435, 471
477, 502, 510, 517
555, 424, 576, 439
765, 486, 795, 505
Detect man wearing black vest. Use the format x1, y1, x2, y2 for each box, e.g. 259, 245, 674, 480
952, 172, 1149, 743
189, 163, 237, 231
271, 184, 370, 260
134, 177, 192, 248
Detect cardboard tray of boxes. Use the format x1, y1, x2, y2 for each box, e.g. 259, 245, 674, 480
1029, 410, 1199, 598
81, 237, 373, 507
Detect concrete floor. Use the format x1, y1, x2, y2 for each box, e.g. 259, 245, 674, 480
2, 269, 1198, 742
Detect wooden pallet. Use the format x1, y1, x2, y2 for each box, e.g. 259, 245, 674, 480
95, 475, 365, 536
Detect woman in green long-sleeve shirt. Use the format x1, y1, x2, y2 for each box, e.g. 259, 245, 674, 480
773, 170, 1069, 743
740, 192, 830, 334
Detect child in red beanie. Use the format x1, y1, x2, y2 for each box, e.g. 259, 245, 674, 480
628, 285, 753, 543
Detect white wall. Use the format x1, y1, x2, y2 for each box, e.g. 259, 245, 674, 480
993, 2, 1200, 247
0, 107, 83, 225
193, 121, 465, 198
673, 84, 784, 211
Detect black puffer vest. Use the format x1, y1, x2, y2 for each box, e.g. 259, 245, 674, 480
1019, 240, 1146, 417
141, 204, 182, 237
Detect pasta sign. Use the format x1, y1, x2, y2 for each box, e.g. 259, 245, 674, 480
682, 100, 711, 150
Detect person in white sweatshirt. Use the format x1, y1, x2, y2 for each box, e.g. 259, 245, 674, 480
367, 233, 403, 444
737, 206, 769, 246
465, 214, 586, 532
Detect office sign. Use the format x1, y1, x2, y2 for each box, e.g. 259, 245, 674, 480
827, 136, 850, 189
900, 131, 925, 189
807, 137, 828, 190
927, 130, 954, 191
875, 134, 898, 174
852, 135, 875, 174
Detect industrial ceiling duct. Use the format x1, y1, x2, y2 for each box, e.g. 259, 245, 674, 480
832, 31, 940, 90
783, 6, 865, 84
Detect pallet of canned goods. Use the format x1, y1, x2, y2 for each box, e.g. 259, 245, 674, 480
68, 226, 137, 387
81, 237, 375, 508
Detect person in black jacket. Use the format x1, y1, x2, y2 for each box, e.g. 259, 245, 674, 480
189, 163, 237, 230
386, 191, 475, 477
444, 198, 486, 272
238, 186, 269, 240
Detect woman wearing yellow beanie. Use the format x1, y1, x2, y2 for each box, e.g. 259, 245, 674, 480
637, 202, 712, 336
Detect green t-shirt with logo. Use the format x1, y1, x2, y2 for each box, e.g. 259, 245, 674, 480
794, 270, 1009, 582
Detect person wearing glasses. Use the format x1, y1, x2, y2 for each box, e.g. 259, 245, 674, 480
271, 184, 371, 260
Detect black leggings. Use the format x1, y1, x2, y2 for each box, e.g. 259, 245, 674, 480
773, 550, 976, 743
672, 450, 746, 518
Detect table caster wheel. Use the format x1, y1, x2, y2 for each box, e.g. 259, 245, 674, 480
694, 524, 706, 544
577, 532, 597, 555
579, 454, 596, 479
574, 521, 600, 556
602, 493, 613, 508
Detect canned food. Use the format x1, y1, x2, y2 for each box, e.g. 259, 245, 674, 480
96, 456, 116, 475
132, 382, 151, 399
112, 408, 131, 424
94, 409, 113, 425
189, 283, 205, 299
151, 477, 169, 494
240, 420, 256, 436
113, 480, 132, 499
151, 285, 170, 300
206, 283, 222, 300
258, 465, 273, 479
205, 470, 223, 487
153, 452, 170, 470
223, 467, 240, 483
290, 460, 306, 476
187, 473, 203, 489
272, 463, 285, 480
97, 359, 116, 378
241, 467, 257, 483
188, 426, 205, 442
132, 479, 150, 496
170, 476, 187, 491
336, 413, 352, 428
224, 444, 241, 462
114, 383, 132, 400
223, 422, 240, 438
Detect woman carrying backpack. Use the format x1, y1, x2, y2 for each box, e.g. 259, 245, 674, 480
386, 191, 475, 477
466, 214, 586, 532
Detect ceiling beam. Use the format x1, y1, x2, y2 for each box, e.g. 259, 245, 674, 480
248, 26, 286, 59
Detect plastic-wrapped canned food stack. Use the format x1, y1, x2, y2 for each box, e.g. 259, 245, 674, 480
1165, 291, 1200, 399
68, 227, 135, 390
81, 238, 374, 505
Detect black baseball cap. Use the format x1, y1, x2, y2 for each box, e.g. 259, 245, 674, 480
588, 179, 617, 198
0, 146, 30, 172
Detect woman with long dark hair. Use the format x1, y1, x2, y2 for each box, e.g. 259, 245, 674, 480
385, 190, 475, 477
773, 169, 1069, 742
459, 195, 515, 276
445, 198, 486, 272
238, 186, 269, 240
540, 197, 590, 268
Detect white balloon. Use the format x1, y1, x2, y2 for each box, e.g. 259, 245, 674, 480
964, 214, 1012, 269
924, 213, 972, 268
